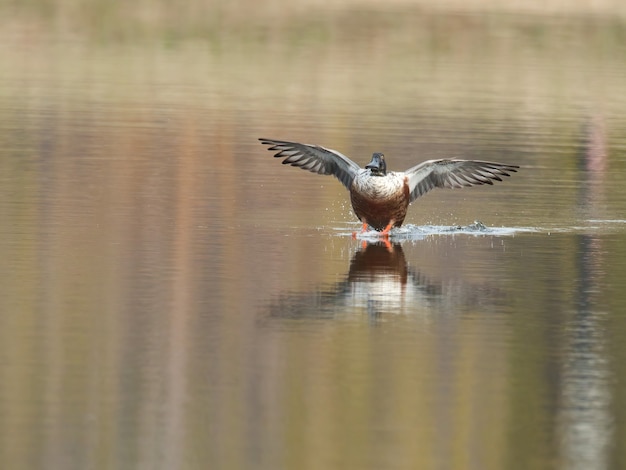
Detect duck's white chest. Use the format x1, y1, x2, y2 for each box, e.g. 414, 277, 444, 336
352, 171, 406, 200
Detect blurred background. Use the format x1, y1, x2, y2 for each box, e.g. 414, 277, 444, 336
1, 1, 626, 469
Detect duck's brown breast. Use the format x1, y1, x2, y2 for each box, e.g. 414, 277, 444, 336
350, 172, 410, 231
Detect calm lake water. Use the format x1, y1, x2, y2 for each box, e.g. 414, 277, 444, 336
2, 3, 626, 469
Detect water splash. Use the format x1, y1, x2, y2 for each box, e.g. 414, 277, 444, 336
334, 221, 540, 240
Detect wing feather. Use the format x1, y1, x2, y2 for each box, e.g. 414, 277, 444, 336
259, 138, 361, 190
406, 159, 519, 203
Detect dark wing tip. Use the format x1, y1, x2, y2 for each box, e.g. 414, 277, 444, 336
259, 138, 285, 151
258, 137, 359, 190
259, 138, 287, 150
494, 164, 519, 173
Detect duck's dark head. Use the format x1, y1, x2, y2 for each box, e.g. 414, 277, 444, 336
365, 152, 387, 176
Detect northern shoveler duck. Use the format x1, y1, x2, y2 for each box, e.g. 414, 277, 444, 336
259, 138, 519, 234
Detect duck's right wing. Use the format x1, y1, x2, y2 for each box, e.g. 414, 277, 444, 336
259, 138, 361, 190
406, 159, 519, 203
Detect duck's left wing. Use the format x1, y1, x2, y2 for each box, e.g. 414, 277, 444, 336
406, 159, 519, 203
259, 138, 361, 190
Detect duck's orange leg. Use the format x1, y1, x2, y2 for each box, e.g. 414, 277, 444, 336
352, 222, 369, 239
380, 221, 395, 237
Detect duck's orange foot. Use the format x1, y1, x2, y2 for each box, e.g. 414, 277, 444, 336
352, 222, 369, 239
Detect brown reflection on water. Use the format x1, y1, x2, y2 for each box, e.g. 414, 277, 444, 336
1, 102, 626, 468
264, 241, 505, 320
247, 238, 516, 470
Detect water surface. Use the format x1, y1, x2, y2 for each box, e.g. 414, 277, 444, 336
1, 4, 626, 469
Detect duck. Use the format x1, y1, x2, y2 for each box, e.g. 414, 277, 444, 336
259, 138, 519, 234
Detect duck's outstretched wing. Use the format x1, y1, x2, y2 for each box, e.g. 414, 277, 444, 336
259, 138, 361, 190
406, 159, 519, 203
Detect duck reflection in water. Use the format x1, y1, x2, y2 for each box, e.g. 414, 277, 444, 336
264, 242, 502, 319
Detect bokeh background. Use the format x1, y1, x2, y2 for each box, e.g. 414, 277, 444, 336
2, 1, 626, 469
